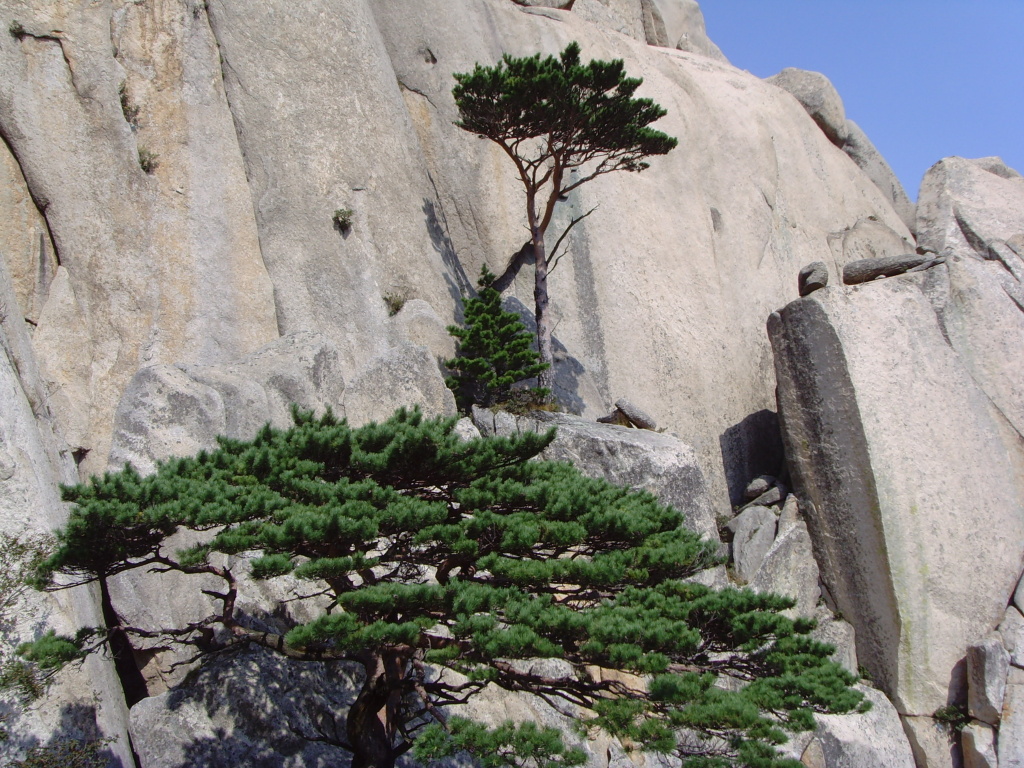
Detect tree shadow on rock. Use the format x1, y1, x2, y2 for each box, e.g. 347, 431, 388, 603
2, 703, 124, 768
422, 198, 473, 321
719, 410, 785, 507
131, 645, 361, 768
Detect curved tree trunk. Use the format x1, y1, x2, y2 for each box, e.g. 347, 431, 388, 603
347, 652, 407, 768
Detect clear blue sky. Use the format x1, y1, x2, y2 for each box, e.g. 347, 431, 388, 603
699, 1, 1024, 201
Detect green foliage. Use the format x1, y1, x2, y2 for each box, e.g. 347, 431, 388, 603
383, 291, 406, 316
137, 148, 158, 174
415, 717, 587, 768
33, 406, 864, 768
446, 266, 549, 411
932, 703, 970, 734
333, 207, 354, 231
118, 82, 139, 128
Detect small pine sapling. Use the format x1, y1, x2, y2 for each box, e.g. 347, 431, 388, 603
446, 266, 549, 411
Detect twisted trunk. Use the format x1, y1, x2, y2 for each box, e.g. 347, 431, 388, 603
348, 651, 408, 768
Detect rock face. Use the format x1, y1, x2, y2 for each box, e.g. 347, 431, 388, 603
809, 686, 917, 768
769, 265, 1024, 716
766, 68, 849, 147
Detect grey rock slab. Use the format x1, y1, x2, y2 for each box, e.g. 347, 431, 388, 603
614, 397, 657, 429
841, 120, 916, 233
799, 261, 829, 296
962, 721, 998, 768
917, 156, 1024, 260
643, 0, 727, 61
968, 634, 1010, 725
453, 416, 482, 442
474, 408, 718, 541
811, 605, 859, 676
812, 685, 916, 768
726, 505, 777, 582
766, 68, 848, 146
842, 253, 931, 284
742, 484, 783, 510
749, 519, 820, 619
387, 298, 456, 362
1001, 666, 1024, 768
744, 474, 774, 500
109, 332, 345, 474
999, 606, 1024, 667
989, 240, 1024, 283
344, 342, 456, 427
768, 279, 1024, 715
1017, 574, 1024, 614
901, 715, 963, 768
835, 216, 916, 270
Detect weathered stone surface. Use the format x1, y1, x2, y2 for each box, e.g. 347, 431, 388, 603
473, 408, 718, 540
642, 0, 727, 60
1016, 575, 1024, 615
968, 635, 1010, 725
902, 715, 963, 768
1001, 667, 1024, 768
749, 519, 820, 619
373, 0, 912, 516
512, 0, 574, 7
917, 156, 1024, 261
833, 216, 916, 269
999, 606, 1024, 667
769, 275, 1024, 715
0, 0, 280, 476
387, 298, 457, 361
129, 647, 360, 768
0, 258, 132, 765
726, 505, 776, 582
766, 68, 848, 146
744, 474, 773, 500
962, 721, 998, 768
841, 121, 916, 233
842, 253, 931, 284
742, 484, 784, 510
344, 342, 456, 426
812, 685, 916, 768
811, 605, 858, 676
109, 332, 345, 474
614, 397, 657, 429
799, 261, 829, 296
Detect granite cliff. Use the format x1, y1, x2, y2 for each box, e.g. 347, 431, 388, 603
1, 1, 1022, 766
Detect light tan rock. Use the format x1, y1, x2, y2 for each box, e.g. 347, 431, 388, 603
917, 156, 1024, 260
841, 121, 917, 233
749, 519, 820, 619
643, 0, 727, 60
968, 635, 1010, 726
726, 505, 777, 582
902, 715, 963, 768
1002, 667, 1024, 768
769, 274, 1024, 716
766, 68, 849, 146
833, 216, 916, 270
962, 721, 998, 768
0, 0, 279, 476
812, 685, 917, 768
372, 0, 912, 515
811, 605, 859, 676
998, 606, 1024, 667
344, 342, 456, 427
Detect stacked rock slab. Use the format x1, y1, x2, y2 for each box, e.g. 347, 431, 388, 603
768, 264, 1024, 717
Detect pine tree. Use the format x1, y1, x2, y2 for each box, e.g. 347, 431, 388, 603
453, 42, 677, 393
446, 266, 549, 411
26, 408, 865, 768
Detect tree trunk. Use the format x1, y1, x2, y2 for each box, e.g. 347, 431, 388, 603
532, 235, 554, 394
347, 652, 407, 768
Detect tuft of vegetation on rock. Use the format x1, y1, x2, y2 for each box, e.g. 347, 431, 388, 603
26, 407, 865, 768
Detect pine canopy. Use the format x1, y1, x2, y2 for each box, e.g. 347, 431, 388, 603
30, 408, 865, 768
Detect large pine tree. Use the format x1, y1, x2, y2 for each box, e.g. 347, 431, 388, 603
27, 408, 864, 768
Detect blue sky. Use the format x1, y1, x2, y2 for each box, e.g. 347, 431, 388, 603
698, 1, 1024, 201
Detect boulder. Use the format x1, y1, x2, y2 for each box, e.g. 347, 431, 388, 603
387, 298, 456, 361
916, 156, 1024, 261
614, 397, 658, 429
842, 253, 933, 284
512, 0, 575, 7
766, 68, 848, 147
1017, 575, 1024, 615
811, 605, 859, 676
901, 715, 962, 768
749, 519, 820, 619
1001, 666, 1024, 768
726, 505, 777, 582
473, 408, 718, 541
812, 685, 916, 768
998, 606, 1024, 667
841, 120, 916, 233
834, 217, 916, 269
344, 342, 456, 426
769, 274, 1024, 716
962, 721, 998, 768
967, 635, 1010, 726
799, 261, 829, 296
744, 474, 774, 500
642, 0, 727, 60
108, 332, 346, 474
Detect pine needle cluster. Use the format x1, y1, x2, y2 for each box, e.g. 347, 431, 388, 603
26, 407, 864, 768
446, 266, 549, 411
